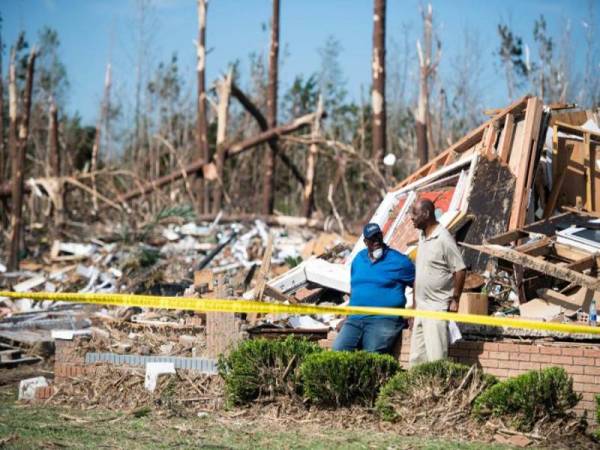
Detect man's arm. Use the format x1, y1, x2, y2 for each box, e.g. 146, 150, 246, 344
448, 269, 466, 312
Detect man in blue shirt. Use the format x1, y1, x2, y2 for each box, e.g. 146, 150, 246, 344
333, 223, 415, 354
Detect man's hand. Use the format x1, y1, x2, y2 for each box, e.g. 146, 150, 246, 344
406, 318, 414, 330
335, 318, 346, 332
448, 299, 459, 313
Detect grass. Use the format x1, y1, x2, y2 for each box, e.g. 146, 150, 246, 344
0, 386, 517, 450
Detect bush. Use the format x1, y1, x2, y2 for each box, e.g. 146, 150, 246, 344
594, 394, 600, 440
218, 336, 322, 406
473, 367, 580, 431
300, 351, 399, 407
376, 360, 495, 422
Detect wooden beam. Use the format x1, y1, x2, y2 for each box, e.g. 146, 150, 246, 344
544, 165, 567, 218
509, 97, 543, 229
461, 242, 600, 290
553, 243, 593, 262
497, 113, 515, 163
482, 124, 499, 159
585, 132, 594, 211
514, 237, 553, 257
555, 121, 600, 142
565, 255, 597, 273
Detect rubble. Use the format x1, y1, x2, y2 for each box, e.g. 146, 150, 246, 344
2, 96, 600, 427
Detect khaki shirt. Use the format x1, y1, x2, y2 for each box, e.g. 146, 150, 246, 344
415, 224, 466, 311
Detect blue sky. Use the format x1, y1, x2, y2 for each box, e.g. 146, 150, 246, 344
1, 0, 596, 124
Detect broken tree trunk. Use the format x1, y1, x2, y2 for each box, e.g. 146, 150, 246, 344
416, 3, 435, 166
111, 111, 320, 206
230, 82, 305, 186
48, 99, 64, 226
212, 69, 232, 213
302, 96, 323, 218
0, 36, 4, 183
5, 48, 17, 228
8, 47, 36, 271
0, 38, 6, 227
262, 0, 280, 215
90, 62, 111, 212
196, 0, 210, 214
371, 0, 386, 171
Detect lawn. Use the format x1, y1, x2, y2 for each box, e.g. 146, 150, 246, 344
0, 386, 516, 450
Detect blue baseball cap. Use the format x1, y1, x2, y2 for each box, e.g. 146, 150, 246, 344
363, 223, 382, 240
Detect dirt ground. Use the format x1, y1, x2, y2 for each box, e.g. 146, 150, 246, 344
0, 389, 509, 450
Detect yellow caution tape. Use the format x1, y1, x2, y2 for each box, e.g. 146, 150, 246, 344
1, 290, 599, 336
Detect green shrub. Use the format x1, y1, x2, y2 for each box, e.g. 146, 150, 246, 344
300, 351, 399, 407
376, 360, 495, 422
594, 394, 600, 440
218, 336, 322, 406
473, 367, 581, 431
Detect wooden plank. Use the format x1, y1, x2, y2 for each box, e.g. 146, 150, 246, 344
514, 237, 553, 257
585, 133, 594, 211
482, 124, 499, 159
544, 163, 567, 218
555, 121, 600, 142
497, 113, 515, 163
509, 97, 544, 229
553, 243, 593, 261
508, 120, 525, 175
565, 255, 596, 272
593, 142, 600, 213
460, 242, 600, 290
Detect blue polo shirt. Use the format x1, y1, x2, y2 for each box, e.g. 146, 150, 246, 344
349, 246, 415, 320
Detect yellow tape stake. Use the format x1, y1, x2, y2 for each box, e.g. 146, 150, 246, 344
1, 291, 599, 336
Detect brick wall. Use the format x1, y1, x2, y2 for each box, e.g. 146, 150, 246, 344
322, 329, 600, 423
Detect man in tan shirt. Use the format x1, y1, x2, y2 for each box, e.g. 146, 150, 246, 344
408, 199, 466, 366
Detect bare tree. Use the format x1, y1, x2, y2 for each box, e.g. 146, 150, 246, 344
415, 4, 439, 166
497, 23, 528, 101
448, 26, 485, 141
196, 0, 209, 213
580, 1, 599, 107
372, 0, 386, 170
262, 0, 280, 215
8, 46, 36, 271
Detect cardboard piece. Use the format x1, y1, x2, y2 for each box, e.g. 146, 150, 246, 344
194, 269, 214, 292
458, 293, 488, 315
519, 298, 562, 320
537, 287, 595, 316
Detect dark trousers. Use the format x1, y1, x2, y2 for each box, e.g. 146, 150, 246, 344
332, 317, 405, 354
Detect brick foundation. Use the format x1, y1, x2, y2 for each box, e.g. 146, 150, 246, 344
322, 329, 600, 423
